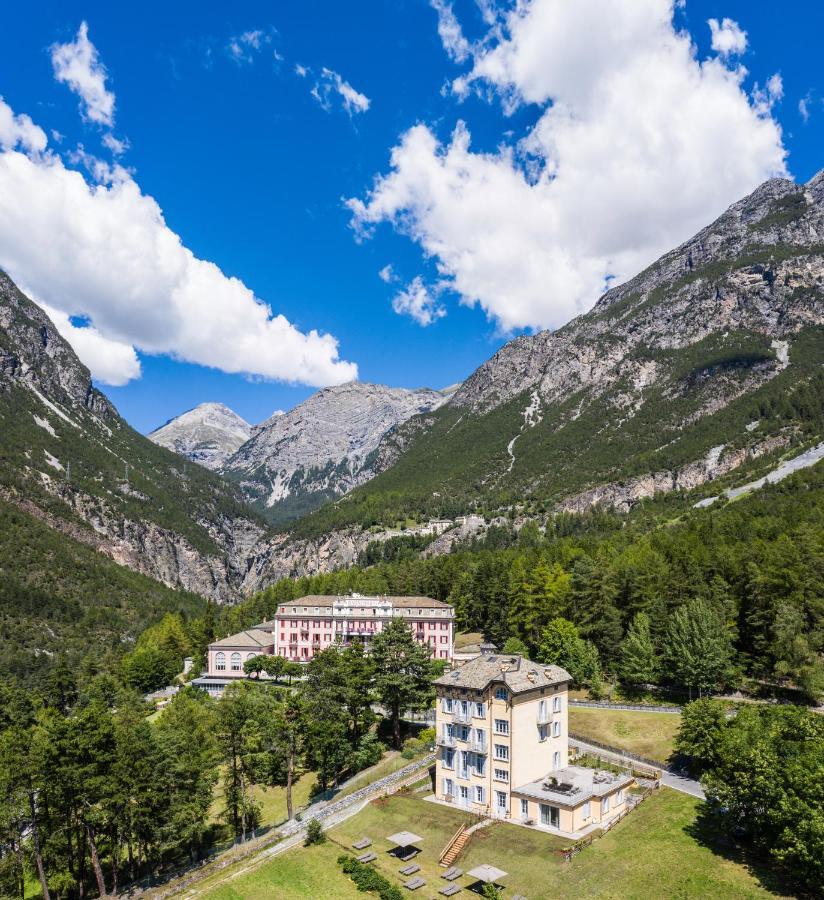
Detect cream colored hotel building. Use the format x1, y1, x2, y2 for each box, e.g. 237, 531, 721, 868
433, 651, 633, 836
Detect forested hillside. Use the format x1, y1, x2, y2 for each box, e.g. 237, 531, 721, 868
225, 460, 824, 702
289, 175, 824, 538
0, 497, 205, 690
0, 271, 274, 601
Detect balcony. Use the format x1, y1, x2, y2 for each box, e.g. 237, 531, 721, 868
437, 733, 456, 748
537, 708, 555, 725
468, 737, 487, 754
452, 708, 472, 725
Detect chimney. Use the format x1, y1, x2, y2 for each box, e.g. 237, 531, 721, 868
479, 642, 497, 656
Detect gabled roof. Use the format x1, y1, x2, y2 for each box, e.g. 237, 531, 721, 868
433, 654, 571, 693
277, 594, 452, 610
210, 629, 274, 650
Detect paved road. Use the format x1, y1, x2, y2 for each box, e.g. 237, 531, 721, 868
571, 736, 705, 800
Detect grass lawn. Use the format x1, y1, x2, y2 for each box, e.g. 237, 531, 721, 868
198, 843, 361, 900
453, 631, 483, 649
569, 707, 681, 762
209, 769, 317, 830
197, 789, 789, 900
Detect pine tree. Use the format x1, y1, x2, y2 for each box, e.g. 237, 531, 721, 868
618, 612, 659, 687
665, 600, 733, 699
370, 618, 434, 749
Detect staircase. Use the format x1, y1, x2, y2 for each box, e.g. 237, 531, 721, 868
439, 824, 470, 867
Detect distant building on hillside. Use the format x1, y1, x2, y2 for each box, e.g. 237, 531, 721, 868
271, 593, 454, 662
431, 651, 633, 837
193, 593, 455, 696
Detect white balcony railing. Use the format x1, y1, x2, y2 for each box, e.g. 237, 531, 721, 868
453, 708, 472, 724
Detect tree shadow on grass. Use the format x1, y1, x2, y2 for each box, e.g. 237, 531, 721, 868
684, 804, 798, 898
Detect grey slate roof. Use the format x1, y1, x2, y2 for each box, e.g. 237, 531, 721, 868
433, 654, 571, 694
209, 629, 274, 649
276, 594, 452, 610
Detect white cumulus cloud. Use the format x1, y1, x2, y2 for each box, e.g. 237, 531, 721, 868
51, 22, 116, 126
349, 0, 787, 332
0, 98, 357, 388
708, 17, 748, 57
391, 277, 446, 326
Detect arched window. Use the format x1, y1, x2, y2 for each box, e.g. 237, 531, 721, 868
215, 652, 226, 671
230, 652, 242, 671
246, 652, 257, 660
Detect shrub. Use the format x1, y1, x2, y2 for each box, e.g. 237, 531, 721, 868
304, 818, 325, 846
337, 854, 404, 899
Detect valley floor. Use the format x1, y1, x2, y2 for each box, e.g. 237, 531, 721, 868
197, 789, 790, 900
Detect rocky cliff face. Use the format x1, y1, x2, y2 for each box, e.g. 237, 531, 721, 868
222, 381, 455, 523
452, 174, 824, 415
149, 402, 252, 470
307, 171, 824, 530
0, 272, 275, 601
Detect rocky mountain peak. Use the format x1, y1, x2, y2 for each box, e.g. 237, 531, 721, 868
222, 380, 457, 522
149, 402, 252, 470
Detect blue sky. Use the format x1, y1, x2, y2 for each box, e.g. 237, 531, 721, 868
0, 1, 821, 433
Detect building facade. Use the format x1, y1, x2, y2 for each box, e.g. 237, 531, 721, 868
271, 593, 455, 662
432, 652, 632, 836
195, 594, 455, 694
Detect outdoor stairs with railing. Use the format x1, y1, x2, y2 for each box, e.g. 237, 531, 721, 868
439, 824, 470, 867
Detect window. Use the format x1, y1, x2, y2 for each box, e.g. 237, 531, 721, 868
541, 804, 560, 828
442, 749, 454, 769
460, 785, 469, 802
215, 652, 226, 671
443, 697, 453, 713
496, 791, 507, 812
475, 702, 485, 717
552, 720, 561, 738
538, 724, 548, 742
583, 801, 591, 818
441, 635, 448, 643
494, 768, 509, 782
538, 698, 548, 720
443, 778, 454, 797
459, 726, 469, 741
494, 718, 509, 735
495, 687, 508, 701
553, 751, 561, 770
520, 798, 529, 818
601, 796, 610, 815
494, 744, 509, 761
246, 652, 256, 660
475, 786, 485, 804
230, 652, 241, 671
616, 790, 624, 805
474, 756, 486, 776
553, 695, 562, 713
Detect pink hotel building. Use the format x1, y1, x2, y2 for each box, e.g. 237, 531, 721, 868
272, 594, 455, 662
193, 594, 455, 695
